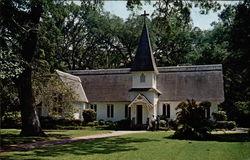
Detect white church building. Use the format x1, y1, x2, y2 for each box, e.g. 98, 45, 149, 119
54, 21, 224, 125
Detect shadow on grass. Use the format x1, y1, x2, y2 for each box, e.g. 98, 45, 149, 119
1, 157, 41, 160
211, 133, 250, 142
2, 137, 156, 160
0, 133, 71, 147
165, 133, 250, 142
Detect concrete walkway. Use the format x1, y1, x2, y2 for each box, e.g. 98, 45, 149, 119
212, 128, 249, 134
0, 131, 147, 152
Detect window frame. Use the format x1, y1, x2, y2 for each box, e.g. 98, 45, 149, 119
90, 104, 97, 112
163, 103, 170, 118
107, 104, 114, 118
125, 104, 128, 118
125, 104, 131, 119
140, 73, 146, 83
167, 104, 170, 118
163, 104, 166, 116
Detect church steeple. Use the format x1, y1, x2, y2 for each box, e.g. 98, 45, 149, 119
131, 11, 158, 73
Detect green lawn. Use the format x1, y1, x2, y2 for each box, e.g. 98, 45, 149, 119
0, 132, 249, 160
0, 128, 110, 147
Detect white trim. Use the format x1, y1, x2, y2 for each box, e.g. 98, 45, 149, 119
128, 94, 153, 108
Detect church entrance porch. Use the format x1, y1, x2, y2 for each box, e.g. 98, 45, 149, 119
128, 94, 154, 125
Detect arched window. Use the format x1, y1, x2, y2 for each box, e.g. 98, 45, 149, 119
140, 73, 145, 83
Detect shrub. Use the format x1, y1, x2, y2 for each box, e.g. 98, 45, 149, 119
56, 125, 86, 130
159, 115, 167, 120
87, 121, 99, 127
98, 120, 105, 125
69, 119, 83, 126
169, 120, 178, 130
116, 119, 131, 130
234, 101, 250, 127
1, 112, 21, 128
40, 117, 83, 129
104, 121, 117, 129
93, 121, 99, 126
173, 100, 213, 140
215, 121, 236, 130
212, 111, 227, 121
57, 119, 83, 126
105, 121, 113, 125
82, 109, 96, 124
159, 120, 167, 127
40, 116, 56, 129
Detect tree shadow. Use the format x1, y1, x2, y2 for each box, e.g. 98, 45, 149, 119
211, 133, 250, 142
165, 133, 250, 142
1, 133, 71, 147
3, 136, 156, 160
0, 157, 42, 160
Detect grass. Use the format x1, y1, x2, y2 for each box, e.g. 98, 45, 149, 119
0, 128, 110, 147
0, 132, 249, 160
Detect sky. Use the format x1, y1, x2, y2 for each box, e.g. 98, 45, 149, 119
103, 1, 238, 30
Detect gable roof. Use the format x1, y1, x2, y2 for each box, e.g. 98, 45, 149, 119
128, 93, 153, 108
131, 24, 158, 73
69, 64, 224, 102
56, 70, 88, 102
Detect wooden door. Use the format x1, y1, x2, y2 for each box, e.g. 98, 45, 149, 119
137, 105, 143, 124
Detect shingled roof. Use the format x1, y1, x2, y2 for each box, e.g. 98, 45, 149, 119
69, 64, 224, 102
131, 23, 158, 73
157, 65, 224, 102
56, 70, 88, 102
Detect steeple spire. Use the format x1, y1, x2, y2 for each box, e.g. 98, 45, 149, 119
131, 11, 158, 73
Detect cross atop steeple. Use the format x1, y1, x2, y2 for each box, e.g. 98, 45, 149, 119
141, 10, 149, 23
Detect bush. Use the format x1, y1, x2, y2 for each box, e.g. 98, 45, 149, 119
173, 100, 213, 140
159, 120, 167, 127
98, 120, 105, 125
116, 119, 131, 130
159, 115, 167, 120
105, 121, 113, 125
87, 121, 99, 127
40, 116, 56, 129
82, 109, 96, 124
169, 120, 178, 130
212, 111, 227, 121
40, 117, 84, 129
57, 119, 83, 126
1, 112, 21, 129
68, 119, 83, 126
55, 125, 87, 130
234, 101, 250, 127
106, 121, 117, 130
215, 121, 236, 130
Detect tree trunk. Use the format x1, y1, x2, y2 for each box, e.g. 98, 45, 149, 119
18, 67, 45, 136
17, 3, 45, 136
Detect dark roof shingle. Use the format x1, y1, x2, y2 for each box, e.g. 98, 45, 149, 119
70, 64, 224, 102
131, 24, 158, 72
